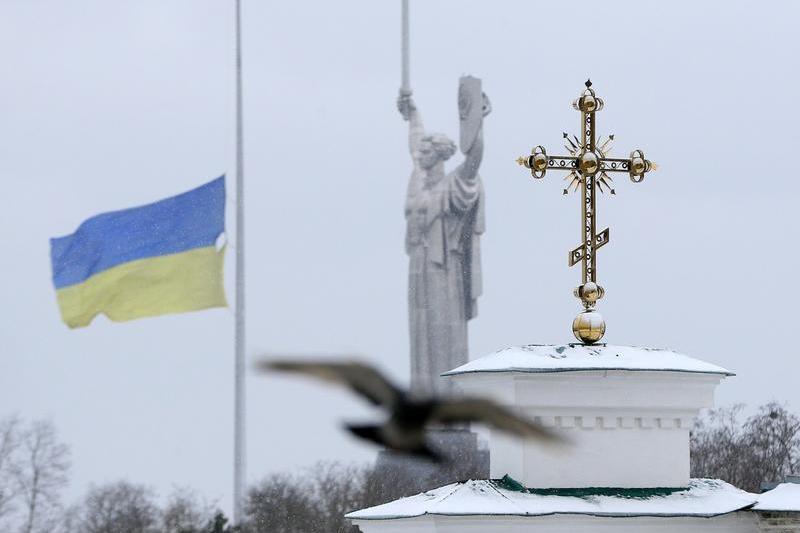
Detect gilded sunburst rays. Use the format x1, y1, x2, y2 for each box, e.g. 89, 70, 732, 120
560, 132, 616, 195
562, 171, 580, 195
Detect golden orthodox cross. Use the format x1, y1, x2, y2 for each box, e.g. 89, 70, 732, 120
517, 80, 656, 344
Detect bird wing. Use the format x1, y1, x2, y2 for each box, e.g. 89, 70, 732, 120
256, 359, 401, 407
430, 398, 559, 442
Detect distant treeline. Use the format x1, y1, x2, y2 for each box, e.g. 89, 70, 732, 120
1, 402, 798, 532
690, 402, 800, 492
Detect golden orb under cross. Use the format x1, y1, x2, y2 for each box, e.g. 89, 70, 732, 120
572, 310, 606, 344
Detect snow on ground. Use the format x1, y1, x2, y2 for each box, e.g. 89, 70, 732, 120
346, 479, 756, 520
443, 344, 732, 376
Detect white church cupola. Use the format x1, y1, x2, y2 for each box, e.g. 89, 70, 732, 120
443, 344, 731, 489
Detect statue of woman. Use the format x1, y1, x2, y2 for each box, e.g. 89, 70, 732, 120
397, 78, 490, 396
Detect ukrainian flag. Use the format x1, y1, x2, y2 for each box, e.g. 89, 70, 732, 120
50, 176, 227, 328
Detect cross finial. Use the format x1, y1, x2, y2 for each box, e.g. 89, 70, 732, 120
516, 84, 656, 344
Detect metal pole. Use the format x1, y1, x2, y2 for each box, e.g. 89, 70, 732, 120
233, 0, 246, 526
401, 0, 410, 95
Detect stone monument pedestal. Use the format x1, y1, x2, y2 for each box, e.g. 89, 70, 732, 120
374, 427, 489, 491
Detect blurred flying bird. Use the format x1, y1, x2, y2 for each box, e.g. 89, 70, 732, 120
257, 359, 560, 461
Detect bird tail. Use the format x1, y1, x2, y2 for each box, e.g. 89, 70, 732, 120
345, 424, 387, 446
344, 424, 443, 463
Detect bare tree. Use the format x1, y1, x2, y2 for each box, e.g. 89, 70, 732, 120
691, 404, 745, 486
13, 420, 70, 533
161, 487, 213, 533
312, 463, 367, 533
0, 416, 21, 524
245, 471, 319, 533
79, 480, 159, 533
691, 402, 800, 491
243, 456, 488, 533
50, 504, 82, 533
743, 402, 800, 485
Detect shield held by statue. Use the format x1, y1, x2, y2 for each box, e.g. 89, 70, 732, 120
458, 75, 485, 154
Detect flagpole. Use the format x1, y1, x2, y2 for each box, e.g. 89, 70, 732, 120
233, 0, 246, 526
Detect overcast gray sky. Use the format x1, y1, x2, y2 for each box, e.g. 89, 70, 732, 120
2, 0, 799, 515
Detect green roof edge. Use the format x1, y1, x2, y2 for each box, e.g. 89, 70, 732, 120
494, 475, 688, 499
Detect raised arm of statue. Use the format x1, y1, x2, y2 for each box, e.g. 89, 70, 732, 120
448, 129, 483, 214
455, 78, 490, 185
398, 93, 425, 157
458, 129, 484, 184
450, 83, 490, 213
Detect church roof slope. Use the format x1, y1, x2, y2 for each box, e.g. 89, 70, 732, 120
753, 483, 800, 512
442, 344, 732, 377
346, 479, 756, 520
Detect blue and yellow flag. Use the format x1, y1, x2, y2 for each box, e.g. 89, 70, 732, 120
50, 176, 227, 328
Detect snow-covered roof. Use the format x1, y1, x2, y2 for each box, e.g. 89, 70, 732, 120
753, 483, 800, 512
346, 479, 755, 520
442, 344, 733, 377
